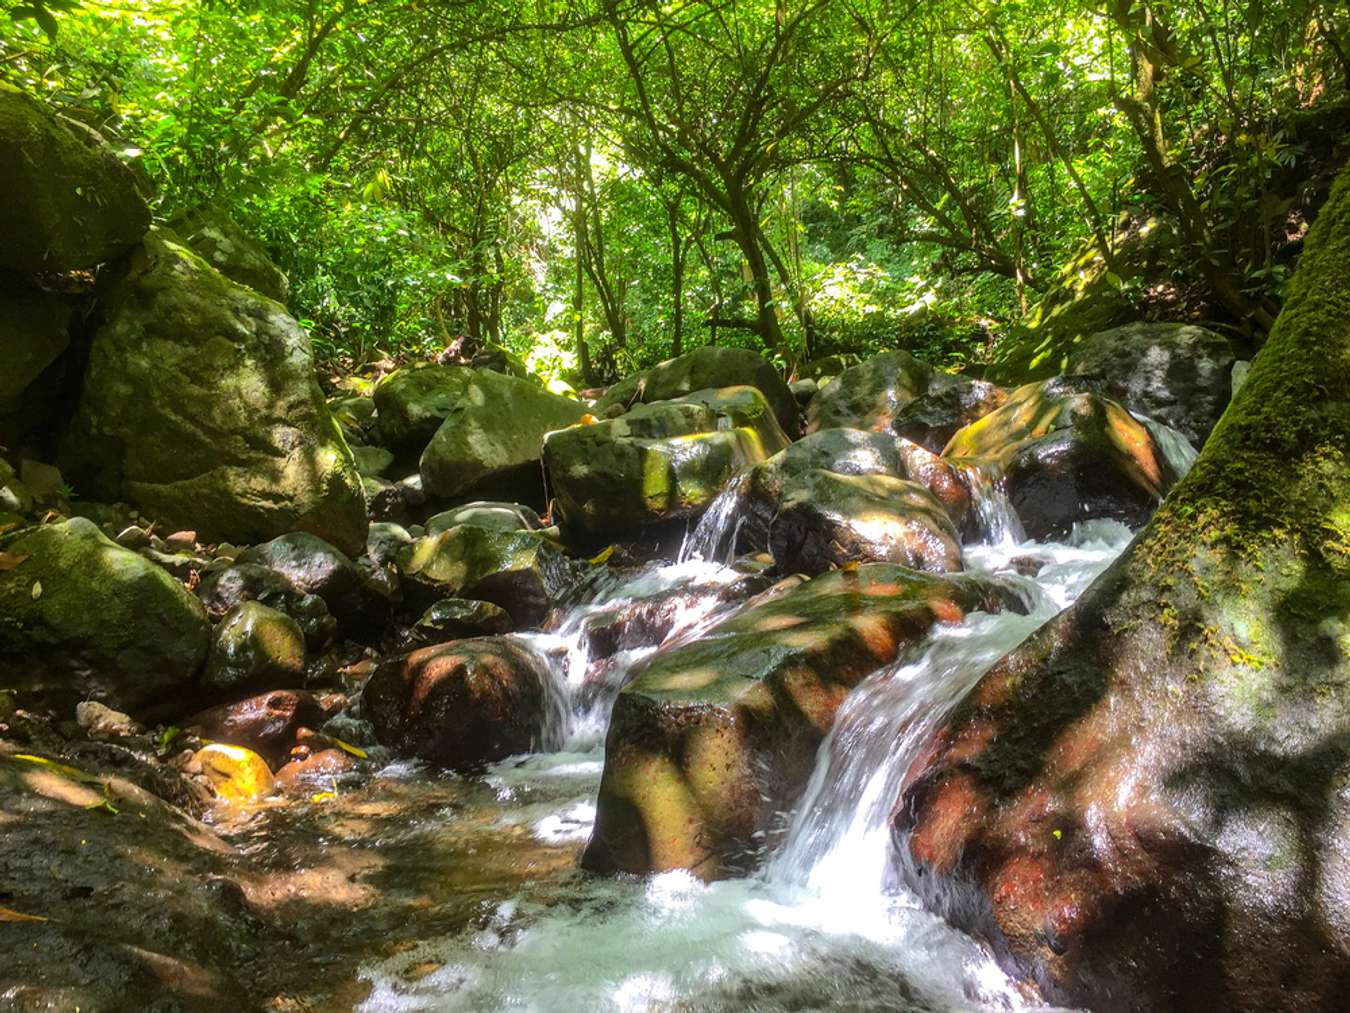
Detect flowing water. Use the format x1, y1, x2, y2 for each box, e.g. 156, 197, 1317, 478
343, 494, 1134, 1012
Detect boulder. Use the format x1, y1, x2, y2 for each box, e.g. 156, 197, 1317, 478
895, 438, 974, 536
372, 363, 471, 458
943, 377, 1175, 540
236, 533, 387, 640
425, 501, 542, 535
892, 376, 1008, 453
364, 521, 413, 567
0, 282, 77, 412
169, 205, 290, 303
805, 350, 933, 434
201, 602, 307, 698
407, 598, 513, 645
594, 346, 798, 433
194, 743, 275, 801
350, 444, 394, 479
543, 386, 790, 543
1066, 322, 1236, 444
582, 565, 1025, 878
418, 370, 587, 502
364, 637, 553, 769
59, 230, 367, 555
195, 562, 336, 650
395, 525, 573, 627
768, 470, 963, 576
741, 428, 907, 550
0, 518, 209, 713
0, 83, 150, 272
187, 689, 345, 766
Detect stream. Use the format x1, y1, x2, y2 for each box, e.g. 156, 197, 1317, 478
215, 487, 1134, 1011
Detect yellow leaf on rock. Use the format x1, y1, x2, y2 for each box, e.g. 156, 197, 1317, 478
0, 906, 48, 923
332, 738, 367, 759
588, 545, 615, 566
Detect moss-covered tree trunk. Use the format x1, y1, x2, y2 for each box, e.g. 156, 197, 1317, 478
894, 164, 1350, 1010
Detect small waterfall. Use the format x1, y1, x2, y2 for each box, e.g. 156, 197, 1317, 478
958, 462, 1026, 545
677, 476, 749, 565
769, 520, 1132, 900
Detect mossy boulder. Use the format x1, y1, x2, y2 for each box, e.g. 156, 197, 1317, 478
0, 83, 150, 272
235, 532, 387, 640
769, 470, 963, 576
201, 601, 306, 698
407, 598, 513, 645
804, 350, 935, 434
395, 525, 575, 626
418, 371, 587, 502
741, 428, 907, 550
364, 637, 553, 769
582, 564, 1025, 878
169, 205, 290, 304
944, 377, 1175, 539
59, 230, 367, 556
372, 364, 473, 458
594, 346, 797, 433
350, 445, 394, 479
0, 518, 209, 713
1066, 321, 1236, 444
543, 385, 790, 543
195, 562, 336, 651
425, 501, 541, 535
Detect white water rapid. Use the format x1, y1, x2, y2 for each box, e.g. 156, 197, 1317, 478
357, 506, 1134, 1012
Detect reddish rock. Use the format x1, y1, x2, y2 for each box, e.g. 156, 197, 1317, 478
275, 748, 356, 789
186, 690, 345, 767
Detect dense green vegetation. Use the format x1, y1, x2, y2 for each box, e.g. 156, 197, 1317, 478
3, 0, 1346, 386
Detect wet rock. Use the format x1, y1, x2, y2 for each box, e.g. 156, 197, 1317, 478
201, 602, 307, 699
1067, 321, 1236, 444
894, 438, 974, 535
195, 562, 336, 650
409, 598, 513, 644
236, 532, 388, 640
364, 637, 553, 769
275, 747, 356, 789
351, 444, 395, 478
186, 689, 344, 766
75, 701, 142, 738
583, 565, 1025, 878
742, 428, 907, 550
805, 350, 933, 434
426, 501, 542, 535
362, 474, 405, 522
892, 377, 1008, 453
0, 82, 150, 272
543, 386, 790, 544
59, 229, 367, 555
594, 346, 798, 433
169, 204, 289, 303
395, 525, 574, 627
944, 377, 1175, 540
0, 518, 209, 714
373, 363, 470, 458
769, 470, 963, 576
418, 370, 587, 504
193, 743, 275, 801
365, 521, 413, 567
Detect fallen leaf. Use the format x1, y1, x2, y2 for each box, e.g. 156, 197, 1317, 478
332, 738, 367, 759
0, 906, 48, 923
10, 752, 102, 784
31, 580, 42, 599
310, 790, 337, 804
0, 552, 28, 571
588, 545, 615, 566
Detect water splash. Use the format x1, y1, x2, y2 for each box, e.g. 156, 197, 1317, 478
1138, 415, 1199, 481
957, 462, 1026, 546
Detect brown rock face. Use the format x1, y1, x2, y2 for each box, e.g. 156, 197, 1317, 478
187, 690, 345, 767
363, 637, 553, 769
582, 565, 1026, 879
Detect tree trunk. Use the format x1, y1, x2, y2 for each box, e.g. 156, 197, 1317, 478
727, 186, 783, 350
668, 203, 685, 358
895, 164, 1350, 1010
573, 154, 594, 387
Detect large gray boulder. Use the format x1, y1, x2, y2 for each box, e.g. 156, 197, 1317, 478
372, 364, 472, 458
60, 230, 368, 556
1067, 322, 1235, 444
594, 346, 798, 433
0, 518, 210, 713
0, 83, 150, 272
418, 370, 588, 502
805, 350, 934, 434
